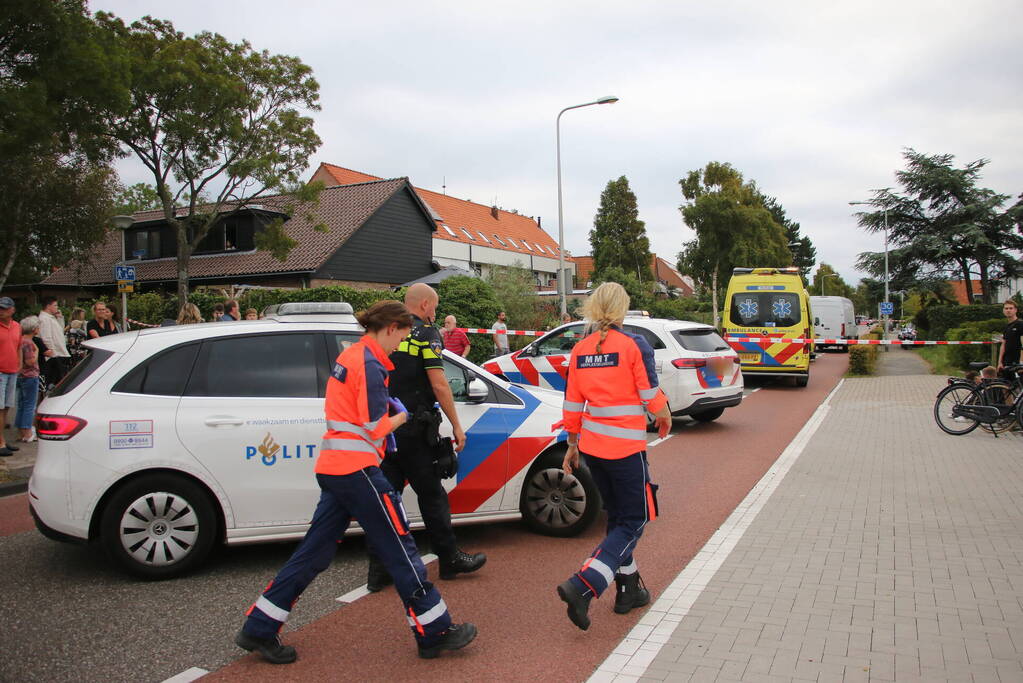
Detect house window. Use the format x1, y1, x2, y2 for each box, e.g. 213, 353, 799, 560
507, 237, 520, 249
461, 228, 475, 241
492, 234, 507, 247
442, 224, 457, 237
225, 221, 238, 250
546, 245, 558, 256
534, 243, 545, 253
193, 218, 254, 255
523, 241, 533, 251
132, 229, 163, 259
477, 232, 491, 244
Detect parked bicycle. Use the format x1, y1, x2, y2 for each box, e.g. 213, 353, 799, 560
933, 363, 1023, 436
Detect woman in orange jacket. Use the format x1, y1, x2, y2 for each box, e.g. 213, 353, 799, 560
557, 282, 671, 630
236, 301, 476, 662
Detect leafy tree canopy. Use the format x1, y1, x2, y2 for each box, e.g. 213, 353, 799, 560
95, 13, 323, 301
853, 148, 1023, 305
591, 265, 652, 311
677, 162, 792, 326
590, 176, 652, 283
114, 182, 162, 215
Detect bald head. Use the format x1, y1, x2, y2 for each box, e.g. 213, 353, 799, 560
405, 283, 439, 322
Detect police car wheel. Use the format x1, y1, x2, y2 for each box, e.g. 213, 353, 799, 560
520, 451, 600, 538
100, 473, 218, 580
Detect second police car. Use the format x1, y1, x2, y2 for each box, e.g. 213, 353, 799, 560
29, 303, 597, 579
484, 314, 743, 424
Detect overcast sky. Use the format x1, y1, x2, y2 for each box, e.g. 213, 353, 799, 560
91, 1, 1023, 287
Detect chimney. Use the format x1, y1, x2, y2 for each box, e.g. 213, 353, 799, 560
491, 205, 499, 219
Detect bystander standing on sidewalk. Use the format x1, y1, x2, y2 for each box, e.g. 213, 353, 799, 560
997, 299, 1023, 379
16, 316, 41, 443
37, 297, 70, 387
87, 302, 118, 339
221, 300, 239, 321
244, 307, 259, 320
0, 297, 22, 457
176, 303, 204, 325
441, 315, 471, 358
492, 311, 510, 357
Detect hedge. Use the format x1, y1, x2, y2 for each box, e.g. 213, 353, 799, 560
918, 304, 1003, 340
946, 318, 1004, 368
847, 345, 877, 375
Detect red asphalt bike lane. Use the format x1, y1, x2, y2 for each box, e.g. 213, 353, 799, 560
207, 353, 849, 683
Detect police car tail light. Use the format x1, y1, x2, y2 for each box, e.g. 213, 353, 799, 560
672, 358, 706, 369
36, 414, 88, 441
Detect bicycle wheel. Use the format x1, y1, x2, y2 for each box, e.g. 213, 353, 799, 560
933, 383, 981, 435
977, 380, 1017, 434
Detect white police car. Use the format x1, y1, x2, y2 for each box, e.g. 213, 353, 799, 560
29, 303, 596, 579
484, 315, 743, 423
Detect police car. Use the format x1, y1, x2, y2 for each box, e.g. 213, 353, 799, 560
484, 314, 743, 423
29, 303, 596, 579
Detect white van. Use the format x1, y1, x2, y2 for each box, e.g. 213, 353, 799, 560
810, 296, 856, 352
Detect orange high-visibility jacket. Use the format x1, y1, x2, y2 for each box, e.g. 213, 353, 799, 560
562, 326, 668, 459
316, 335, 395, 476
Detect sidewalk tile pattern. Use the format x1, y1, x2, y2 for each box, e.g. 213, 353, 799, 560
592, 375, 1023, 681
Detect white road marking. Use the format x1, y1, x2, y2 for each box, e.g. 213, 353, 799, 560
589, 379, 845, 681
645, 434, 674, 448
161, 667, 208, 682
337, 553, 438, 603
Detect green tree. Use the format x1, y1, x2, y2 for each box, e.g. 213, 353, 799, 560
853, 149, 1023, 305
589, 176, 653, 283
436, 275, 502, 365
591, 265, 652, 311
757, 191, 816, 281
485, 263, 544, 334
0, 150, 118, 289
811, 264, 855, 299
114, 182, 162, 214
677, 162, 792, 327
96, 14, 323, 302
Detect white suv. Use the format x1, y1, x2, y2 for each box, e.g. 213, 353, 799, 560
483, 315, 743, 422
29, 303, 600, 578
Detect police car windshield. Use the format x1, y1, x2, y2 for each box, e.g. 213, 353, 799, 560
730, 292, 801, 328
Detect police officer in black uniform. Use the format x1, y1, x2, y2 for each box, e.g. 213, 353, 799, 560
367, 283, 486, 590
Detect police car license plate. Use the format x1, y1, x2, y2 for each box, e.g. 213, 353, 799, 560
739, 352, 760, 364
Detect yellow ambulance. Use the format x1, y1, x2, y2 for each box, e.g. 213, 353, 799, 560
723, 267, 814, 387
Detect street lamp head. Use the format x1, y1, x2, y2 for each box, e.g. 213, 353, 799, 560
596, 96, 619, 105
112, 215, 135, 231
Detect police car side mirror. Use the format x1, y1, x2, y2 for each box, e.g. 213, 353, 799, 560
467, 376, 489, 403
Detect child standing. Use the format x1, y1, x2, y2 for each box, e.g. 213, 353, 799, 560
16, 316, 41, 442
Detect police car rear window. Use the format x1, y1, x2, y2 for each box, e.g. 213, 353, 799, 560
670, 329, 730, 352
113, 343, 200, 396
49, 348, 114, 397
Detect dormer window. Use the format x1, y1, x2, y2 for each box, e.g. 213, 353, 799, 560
442, 224, 457, 237
492, 234, 507, 247
461, 228, 475, 241
507, 237, 520, 249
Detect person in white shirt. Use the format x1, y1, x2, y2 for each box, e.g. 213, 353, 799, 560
492, 311, 510, 357
38, 297, 70, 386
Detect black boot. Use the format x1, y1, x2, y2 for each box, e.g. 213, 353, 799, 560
439, 549, 486, 580
417, 622, 478, 659
557, 580, 592, 631
613, 572, 650, 614
235, 628, 297, 664
366, 556, 393, 593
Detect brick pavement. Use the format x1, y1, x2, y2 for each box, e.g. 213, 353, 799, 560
591, 374, 1023, 682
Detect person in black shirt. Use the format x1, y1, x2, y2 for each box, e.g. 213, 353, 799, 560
998, 299, 1023, 378
366, 283, 485, 591
86, 302, 118, 338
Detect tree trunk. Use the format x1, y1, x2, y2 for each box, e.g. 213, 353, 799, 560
0, 233, 19, 291
958, 259, 973, 303
176, 221, 191, 304
711, 268, 720, 330
978, 260, 991, 305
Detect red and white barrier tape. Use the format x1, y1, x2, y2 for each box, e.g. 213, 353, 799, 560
460, 328, 550, 336
726, 337, 993, 345
127, 318, 161, 328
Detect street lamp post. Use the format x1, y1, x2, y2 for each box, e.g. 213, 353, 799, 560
821, 273, 838, 296
112, 215, 135, 332
849, 201, 890, 337
556, 95, 619, 317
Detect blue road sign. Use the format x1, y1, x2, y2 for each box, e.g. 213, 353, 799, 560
115, 265, 136, 281
879, 301, 894, 316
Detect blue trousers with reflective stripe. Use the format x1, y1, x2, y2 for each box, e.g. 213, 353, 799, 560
569, 451, 651, 598
243, 468, 452, 645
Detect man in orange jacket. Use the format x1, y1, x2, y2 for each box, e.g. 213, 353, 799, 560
556, 283, 671, 630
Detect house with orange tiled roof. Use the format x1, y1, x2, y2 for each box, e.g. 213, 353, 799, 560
948, 279, 985, 305
311, 163, 574, 290
33, 178, 438, 302
572, 254, 695, 298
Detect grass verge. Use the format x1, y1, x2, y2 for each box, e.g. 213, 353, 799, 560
912, 345, 958, 376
